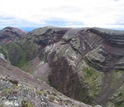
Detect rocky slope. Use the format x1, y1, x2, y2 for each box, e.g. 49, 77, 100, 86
0, 26, 124, 107
0, 26, 26, 44
0, 58, 94, 107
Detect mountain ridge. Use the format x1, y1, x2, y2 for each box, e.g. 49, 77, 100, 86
0, 26, 124, 107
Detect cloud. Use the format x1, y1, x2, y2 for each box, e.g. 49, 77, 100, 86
0, 17, 45, 29
0, 0, 124, 29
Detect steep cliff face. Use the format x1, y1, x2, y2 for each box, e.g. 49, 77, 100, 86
0, 26, 26, 44
29, 27, 124, 107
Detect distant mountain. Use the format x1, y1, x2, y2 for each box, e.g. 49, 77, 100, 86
0, 26, 26, 44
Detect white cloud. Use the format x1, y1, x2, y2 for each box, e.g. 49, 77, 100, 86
0, 0, 124, 28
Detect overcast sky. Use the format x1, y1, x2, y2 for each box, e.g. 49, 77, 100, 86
0, 0, 124, 29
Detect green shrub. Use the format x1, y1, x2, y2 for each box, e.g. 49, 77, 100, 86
84, 67, 95, 77
22, 100, 33, 107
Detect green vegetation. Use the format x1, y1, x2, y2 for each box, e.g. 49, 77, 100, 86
118, 92, 123, 97
7, 43, 28, 68
0, 40, 38, 69
77, 66, 103, 104
1, 87, 11, 94
22, 100, 33, 107
0, 46, 7, 58
83, 67, 98, 96
21, 61, 32, 71
76, 86, 93, 104
115, 101, 123, 107
84, 67, 96, 77
36, 90, 42, 95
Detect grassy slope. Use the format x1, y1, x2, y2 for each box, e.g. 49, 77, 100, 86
0, 40, 38, 69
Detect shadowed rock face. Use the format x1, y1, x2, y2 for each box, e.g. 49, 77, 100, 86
27, 27, 69, 50
0, 26, 26, 44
